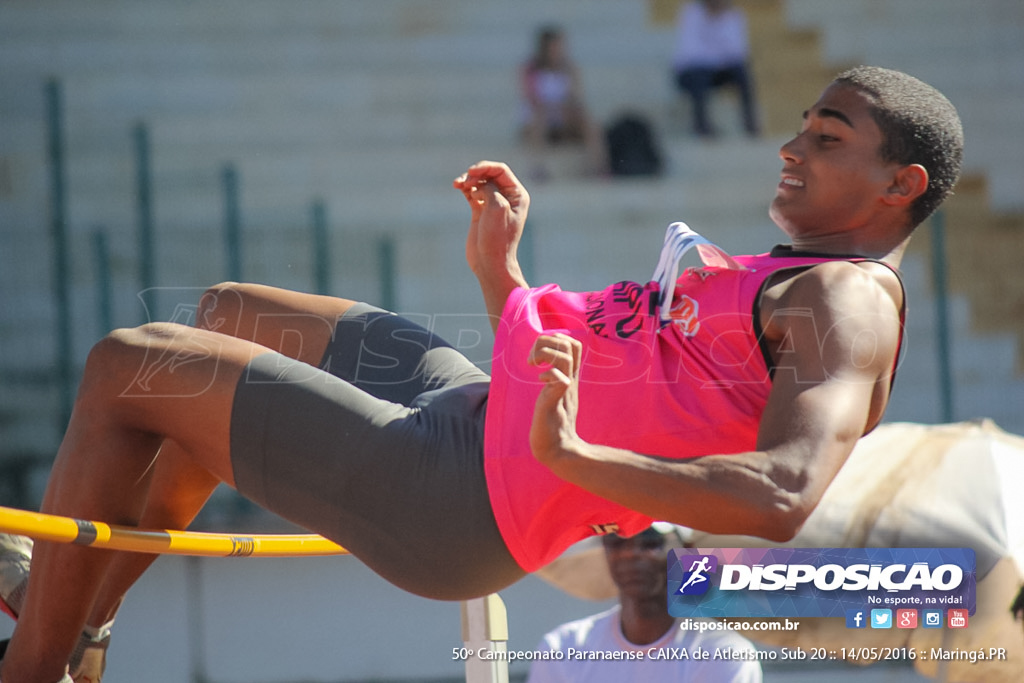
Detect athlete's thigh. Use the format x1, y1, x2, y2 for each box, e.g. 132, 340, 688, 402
323, 303, 491, 407
98, 322, 284, 487
196, 284, 489, 408
196, 282, 357, 366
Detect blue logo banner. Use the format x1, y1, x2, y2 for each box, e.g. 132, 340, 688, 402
667, 548, 976, 618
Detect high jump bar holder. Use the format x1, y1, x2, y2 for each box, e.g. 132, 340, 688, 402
0, 504, 509, 683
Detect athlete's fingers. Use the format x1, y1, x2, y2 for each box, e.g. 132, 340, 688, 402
454, 173, 487, 203
528, 334, 582, 380
536, 366, 572, 390
457, 161, 530, 207
537, 333, 581, 365
454, 173, 510, 212
464, 160, 523, 190
567, 333, 581, 375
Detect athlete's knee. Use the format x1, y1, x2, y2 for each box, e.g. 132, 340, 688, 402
85, 323, 224, 406
80, 326, 162, 400
78, 326, 206, 451
89, 324, 177, 366
197, 282, 246, 333
91, 325, 145, 361
96, 323, 204, 364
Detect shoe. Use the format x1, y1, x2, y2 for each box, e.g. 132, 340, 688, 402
0, 534, 32, 620
68, 627, 109, 683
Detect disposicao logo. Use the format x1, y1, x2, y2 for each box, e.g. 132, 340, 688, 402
667, 548, 976, 620
674, 554, 718, 596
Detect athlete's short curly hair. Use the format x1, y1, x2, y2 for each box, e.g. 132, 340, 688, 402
835, 66, 964, 229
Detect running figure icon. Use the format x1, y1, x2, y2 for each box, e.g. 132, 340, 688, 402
679, 556, 712, 593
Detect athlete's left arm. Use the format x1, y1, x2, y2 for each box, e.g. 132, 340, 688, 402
528, 262, 903, 541
454, 161, 531, 333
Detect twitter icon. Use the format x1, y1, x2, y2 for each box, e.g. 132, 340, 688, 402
870, 609, 892, 629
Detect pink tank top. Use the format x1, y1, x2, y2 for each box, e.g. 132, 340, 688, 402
484, 225, 903, 571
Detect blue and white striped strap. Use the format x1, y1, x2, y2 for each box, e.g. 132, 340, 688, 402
652, 222, 743, 324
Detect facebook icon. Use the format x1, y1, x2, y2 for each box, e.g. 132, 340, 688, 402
846, 609, 866, 629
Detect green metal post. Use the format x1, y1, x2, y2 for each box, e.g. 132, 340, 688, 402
134, 122, 156, 321
311, 199, 331, 295
92, 230, 114, 335
222, 164, 242, 282
519, 218, 535, 285
378, 236, 396, 312
45, 78, 74, 430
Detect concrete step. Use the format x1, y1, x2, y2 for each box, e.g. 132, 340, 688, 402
0, 0, 653, 39
30, 131, 780, 235
0, 0, 663, 75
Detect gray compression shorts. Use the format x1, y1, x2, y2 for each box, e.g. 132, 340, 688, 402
229, 303, 525, 600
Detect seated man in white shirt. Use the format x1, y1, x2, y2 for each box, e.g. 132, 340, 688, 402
671, 0, 760, 138
526, 525, 763, 683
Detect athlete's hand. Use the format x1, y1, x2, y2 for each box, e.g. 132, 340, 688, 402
453, 160, 529, 281
528, 333, 586, 470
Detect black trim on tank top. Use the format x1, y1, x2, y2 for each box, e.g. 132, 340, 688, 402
751, 248, 906, 394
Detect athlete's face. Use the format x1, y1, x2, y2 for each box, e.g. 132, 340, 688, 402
770, 83, 901, 240
603, 530, 668, 600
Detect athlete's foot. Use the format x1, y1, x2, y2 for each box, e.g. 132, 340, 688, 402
68, 626, 110, 683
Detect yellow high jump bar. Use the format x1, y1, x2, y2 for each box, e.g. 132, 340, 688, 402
0, 504, 347, 557
2, 503, 509, 683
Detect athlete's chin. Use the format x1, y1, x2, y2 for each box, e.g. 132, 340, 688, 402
769, 201, 800, 237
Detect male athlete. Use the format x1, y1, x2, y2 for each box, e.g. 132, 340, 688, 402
0, 66, 963, 682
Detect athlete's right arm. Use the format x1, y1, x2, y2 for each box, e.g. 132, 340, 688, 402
527, 264, 904, 541
454, 161, 531, 333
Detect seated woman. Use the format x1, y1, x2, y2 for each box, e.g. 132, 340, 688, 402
519, 25, 606, 178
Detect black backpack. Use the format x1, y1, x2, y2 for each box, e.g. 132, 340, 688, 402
605, 113, 663, 177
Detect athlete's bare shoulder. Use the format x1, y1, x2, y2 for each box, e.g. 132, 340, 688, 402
760, 258, 903, 327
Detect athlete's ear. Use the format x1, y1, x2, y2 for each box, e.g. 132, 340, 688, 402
883, 163, 928, 207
